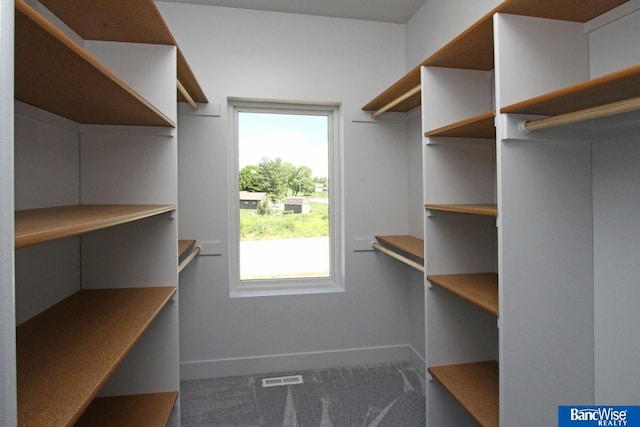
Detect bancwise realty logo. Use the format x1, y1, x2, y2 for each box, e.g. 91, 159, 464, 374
559, 406, 640, 426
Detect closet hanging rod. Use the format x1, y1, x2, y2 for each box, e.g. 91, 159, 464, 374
371, 84, 421, 119
372, 242, 424, 272
178, 245, 201, 273
518, 96, 640, 134
177, 79, 199, 111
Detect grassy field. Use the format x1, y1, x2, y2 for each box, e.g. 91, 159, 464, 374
240, 199, 329, 240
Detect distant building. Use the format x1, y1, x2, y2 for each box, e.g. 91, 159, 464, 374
239, 191, 267, 209
284, 196, 310, 214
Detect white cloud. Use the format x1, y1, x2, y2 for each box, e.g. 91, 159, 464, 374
240, 129, 328, 177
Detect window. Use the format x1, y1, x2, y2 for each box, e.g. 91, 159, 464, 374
229, 99, 343, 296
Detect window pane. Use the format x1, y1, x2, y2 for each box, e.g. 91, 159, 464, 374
238, 111, 330, 281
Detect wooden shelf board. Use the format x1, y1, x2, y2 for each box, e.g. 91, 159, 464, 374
375, 235, 424, 260
428, 273, 498, 315
75, 392, 178, 427
425, 204, 497, 217
38, 0, 208, 104
422, 6, 495, 71
178, 239, 197, 258
362, 68, 421, 113
15, 1, 176, 127
422, 0, 627, 71
429, 361, 499, 427
15, 204, 176, 249
499, 0, 629, 23
362, 0, 628, 113
178, 239, 200, 272
17, 287, 177, 427
425, 111, 496, 138
176, 48, 208, 104
501, 64, 640, 116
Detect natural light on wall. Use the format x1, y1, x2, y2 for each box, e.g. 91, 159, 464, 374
229, 99, 343, 296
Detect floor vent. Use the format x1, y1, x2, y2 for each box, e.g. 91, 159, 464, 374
262, 375, 304, 387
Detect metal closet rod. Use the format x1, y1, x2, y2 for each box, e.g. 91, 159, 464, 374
371, 242, 425, 272
518, 96, 640, 134
177, 79, 199, 111
371, 84, 421, 119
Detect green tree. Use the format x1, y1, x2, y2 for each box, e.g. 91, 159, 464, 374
240, 158, 319, 199
239, 165, 261, 192
259, 157, 288, 202
256, 197, 272, 216
289, 165, 315, 195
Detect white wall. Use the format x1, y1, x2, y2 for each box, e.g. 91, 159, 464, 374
405, 0, 501, 69
157, 2, 421, 378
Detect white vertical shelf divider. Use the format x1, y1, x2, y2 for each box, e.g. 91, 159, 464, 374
590, 3, 640, 405
0, 0, 16, 425
78, 41, 180, 426
494, 12, 595, 427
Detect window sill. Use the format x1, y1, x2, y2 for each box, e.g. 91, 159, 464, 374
230, 279, 344, 298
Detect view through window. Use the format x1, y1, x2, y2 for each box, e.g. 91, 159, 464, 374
235, 106, 337, 285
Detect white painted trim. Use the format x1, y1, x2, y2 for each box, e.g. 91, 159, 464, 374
351, 110, 410, 124
180, 344, 416, 380
408, 344, 426, 380
178, 102, 221, 117
352, 237, 376, 252
501, 113, 596, 143
80, 124, 175, 137
23, 0, 84, 47
15, 101, 81, 133
227, 98, 345, 298
0, 0, 16, 424
14, 101, 175, 137
584, 0, 640, 33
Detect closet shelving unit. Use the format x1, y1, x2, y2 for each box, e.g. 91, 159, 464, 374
424, 204, 497, 217
373, 235, 424, 272
17, 287, 177, 426
15, 2, 175, 126
75, 391, 179, 427
426, 273, 498, 316
178, 239, 201, 273
13, 0, 207, 425
36, 0, 208, 107
493, 5, 639, 426
364, 0, 632, 425
501, 64, 640, 122
428, 361, 499, 427
424, 111, 496, 139
362, 0, 629, 118
15, 205, 176, 249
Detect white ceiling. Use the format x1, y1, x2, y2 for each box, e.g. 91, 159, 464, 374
164, 0, 428, 24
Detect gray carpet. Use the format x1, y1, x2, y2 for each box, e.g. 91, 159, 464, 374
181, 362, 426, 426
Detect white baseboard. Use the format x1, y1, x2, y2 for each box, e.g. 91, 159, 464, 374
408, 344, 426, 379
181, 344, 424, 380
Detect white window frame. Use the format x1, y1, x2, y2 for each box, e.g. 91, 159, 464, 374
228, 98, 344, 297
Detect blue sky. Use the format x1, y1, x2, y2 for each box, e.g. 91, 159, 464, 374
238, 112, 329, 178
